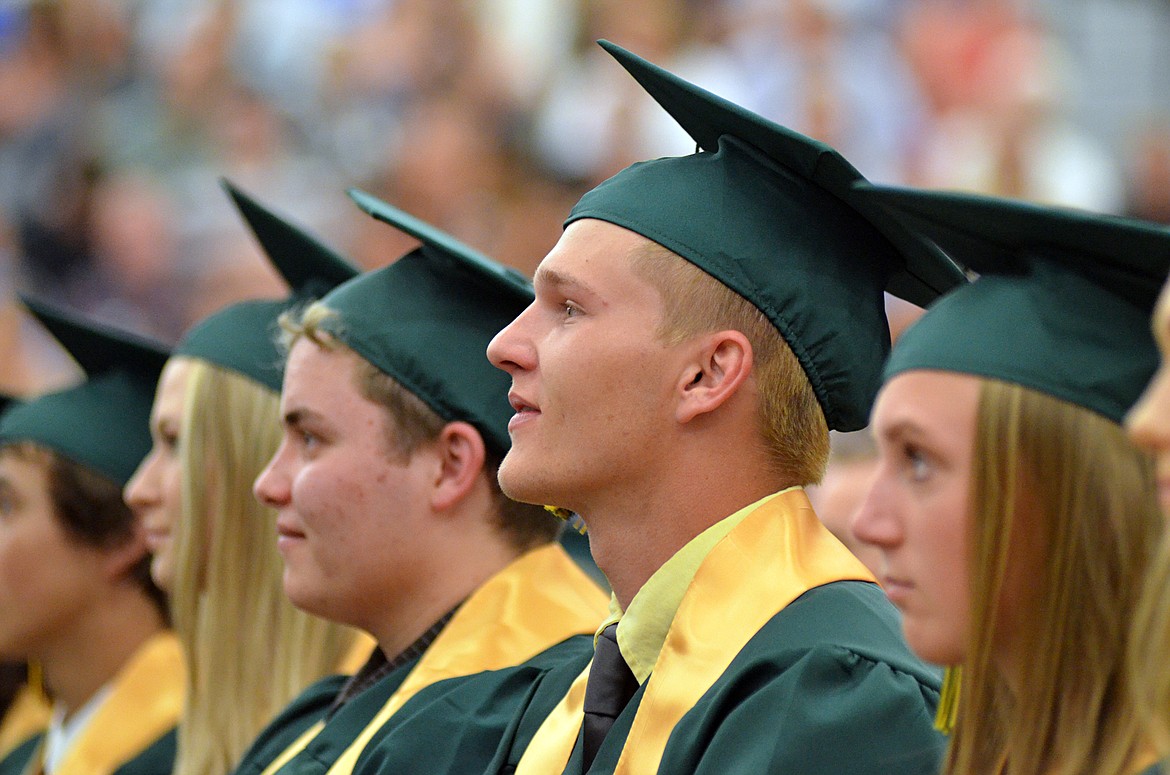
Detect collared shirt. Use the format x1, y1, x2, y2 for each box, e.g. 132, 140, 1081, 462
43, 685, 113, 774
327, 607, 459, 717
608, 488, 800, 683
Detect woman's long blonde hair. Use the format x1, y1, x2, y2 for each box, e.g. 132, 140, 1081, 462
170, 359, 362, 775
944, 379, 1160, 775
1130, 510, 1170, 755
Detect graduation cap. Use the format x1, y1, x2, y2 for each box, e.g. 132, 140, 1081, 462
173, 180, 360, 391
308, 188, 534, 457
0, 298, 169, 485
864, 185, 1170, 423
562, 40, 967, 432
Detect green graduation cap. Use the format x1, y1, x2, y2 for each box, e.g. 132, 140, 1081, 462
174, 180, 360, 391
563, 40, 967, 432
311, 188, 534, 457
0, 298, 169, 485
864, 185, 1170, 423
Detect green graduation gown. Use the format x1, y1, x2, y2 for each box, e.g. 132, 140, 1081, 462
0, 729, 177, 775
504, 490, 943, 775
0, 633, 183, 775
492, 582, 942, 775
232, 545, 607, 775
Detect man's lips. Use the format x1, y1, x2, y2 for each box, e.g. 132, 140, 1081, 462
275, 519, 306, 541
508, 392, 540, 430
508, 392, 539, 413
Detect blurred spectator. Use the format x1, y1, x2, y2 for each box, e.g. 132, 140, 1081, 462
724, 0, 928, 183
807, 430, 884, 576
1124, 117, 1170, 224
0, 0, 1166, 396
531, 0, 750, 186
900, 0, 1124, 212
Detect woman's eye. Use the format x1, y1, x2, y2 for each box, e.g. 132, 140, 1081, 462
906, 445, 931, 482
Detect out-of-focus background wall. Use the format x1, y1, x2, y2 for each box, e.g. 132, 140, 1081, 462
1, 0, 1167, 392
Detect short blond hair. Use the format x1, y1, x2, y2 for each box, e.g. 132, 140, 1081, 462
629, 241, 829, 485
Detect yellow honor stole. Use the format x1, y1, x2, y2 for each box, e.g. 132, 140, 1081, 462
516, 489, 875, 774
261, 544, 608, 775
42, 632, 184, 775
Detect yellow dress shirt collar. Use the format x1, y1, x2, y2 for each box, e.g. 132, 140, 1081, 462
604, 487, 802, 683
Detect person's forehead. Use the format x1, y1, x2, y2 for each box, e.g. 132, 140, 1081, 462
283, 338, 362, 397
1154, 280, 1170, 343
874, 370, 981, 434
536, 220, 659, 295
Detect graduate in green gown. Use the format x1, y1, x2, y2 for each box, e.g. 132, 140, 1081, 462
0, 302, 183, 775
483, 41, 965, 775
234, 190, 608, 775
850, 187, 1169, 775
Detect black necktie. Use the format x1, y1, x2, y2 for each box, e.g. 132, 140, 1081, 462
581, 622, 640, 771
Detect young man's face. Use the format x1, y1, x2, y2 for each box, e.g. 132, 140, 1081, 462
253, 339, 438, 630
487, 218, 689, 518
0, 449, 110, 659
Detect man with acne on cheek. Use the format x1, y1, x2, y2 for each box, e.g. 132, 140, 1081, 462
236, 190, 606, 775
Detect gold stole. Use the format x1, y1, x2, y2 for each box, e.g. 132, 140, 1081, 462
43, 632, 184, 775
260, 544, 608, 775
516, 490, 875, 774
0, 683, 51, 760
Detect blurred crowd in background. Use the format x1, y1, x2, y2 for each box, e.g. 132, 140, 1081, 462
1, 0, 1169, 395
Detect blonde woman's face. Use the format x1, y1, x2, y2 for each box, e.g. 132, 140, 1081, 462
124, 357, 192, 592
851, 370, 980, 666
1126, 278, 1170, 516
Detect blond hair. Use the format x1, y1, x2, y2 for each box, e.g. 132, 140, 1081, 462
1130, 517, 1170, 754
170, 360, 362, 775
944, 380, 1159, 775
283, 304, 559, 552
628, 241, 829, 485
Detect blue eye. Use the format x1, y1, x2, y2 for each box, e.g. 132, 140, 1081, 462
563, 302, 581, 318
905, 445, 932, 482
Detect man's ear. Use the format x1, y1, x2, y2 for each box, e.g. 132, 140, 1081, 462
102, 527, 151, 584
675, 330, 753, 424
430, 421, 487, 512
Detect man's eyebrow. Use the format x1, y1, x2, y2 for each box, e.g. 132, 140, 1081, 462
282, 407, 322, 428
534, 266, 595, 298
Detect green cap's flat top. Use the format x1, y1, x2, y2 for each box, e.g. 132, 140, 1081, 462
565, 41, 967, 432
0, 298, 169, 485
314, 189, 533, 457
867, 186, 1170, 422
174, 180, 359, 390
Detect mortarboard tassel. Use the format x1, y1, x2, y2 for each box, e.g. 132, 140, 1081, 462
934, 665, 961, 734
544, 505, 588, 535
